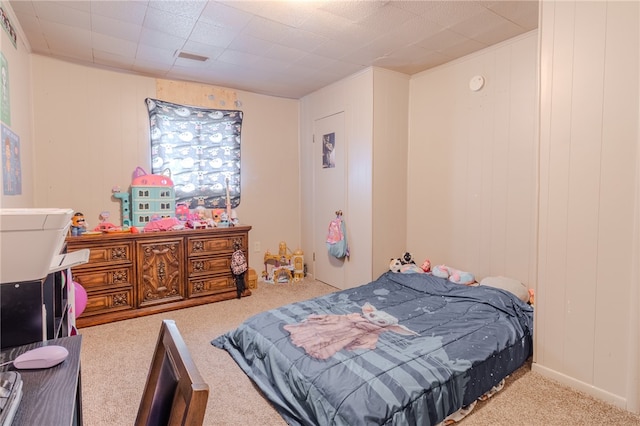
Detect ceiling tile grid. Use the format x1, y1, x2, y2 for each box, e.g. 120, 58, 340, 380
7, 0, 539, 99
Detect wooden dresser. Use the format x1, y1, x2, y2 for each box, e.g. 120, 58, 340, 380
66, 225, 251, 327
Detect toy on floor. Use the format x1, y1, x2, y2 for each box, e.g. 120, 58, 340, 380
432, 264, 475, 285
263, 241, 304, 283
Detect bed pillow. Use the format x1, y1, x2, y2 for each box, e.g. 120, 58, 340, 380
480, 276, 529, 302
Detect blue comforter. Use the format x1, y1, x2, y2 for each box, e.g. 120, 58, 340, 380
212, 272, 533, 426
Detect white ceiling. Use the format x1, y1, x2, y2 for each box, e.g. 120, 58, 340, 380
8, 1, 539, 99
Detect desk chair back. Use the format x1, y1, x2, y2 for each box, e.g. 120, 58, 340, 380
136, 320, 209, 426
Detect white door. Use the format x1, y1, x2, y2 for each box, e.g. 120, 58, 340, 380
313, 112, 347, 289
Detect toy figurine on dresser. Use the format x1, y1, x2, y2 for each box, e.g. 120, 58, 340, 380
70, 212, 87, 236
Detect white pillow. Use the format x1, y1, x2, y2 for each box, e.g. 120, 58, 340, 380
480, 276, 529, 302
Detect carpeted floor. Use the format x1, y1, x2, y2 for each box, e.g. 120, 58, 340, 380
79, 279, 640, 425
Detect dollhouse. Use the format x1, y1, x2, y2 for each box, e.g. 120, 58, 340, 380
113, 167, 175, 228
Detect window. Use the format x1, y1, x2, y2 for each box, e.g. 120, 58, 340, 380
146, 98, 243, 209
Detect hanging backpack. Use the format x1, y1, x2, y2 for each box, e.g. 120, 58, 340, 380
231, 249, 248, 275
326, 217, 349, 259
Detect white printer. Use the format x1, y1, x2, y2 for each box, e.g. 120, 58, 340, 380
0, 208, 89, 284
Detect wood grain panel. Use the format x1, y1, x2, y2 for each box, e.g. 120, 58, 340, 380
156, 79, 237, 108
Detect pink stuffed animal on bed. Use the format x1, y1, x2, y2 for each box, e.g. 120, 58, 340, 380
421, 259, 431, 273
432, 264, 475, 285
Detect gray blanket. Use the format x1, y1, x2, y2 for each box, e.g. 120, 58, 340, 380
212, 272, 533, 426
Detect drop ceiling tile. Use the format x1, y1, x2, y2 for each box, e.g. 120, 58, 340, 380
7, 1, 36, 17
93, 50, 136, 69
39, 20, 91, 47
384, 15, 446, 45
414, 28, 474, 51
296, 8, 355, 39
138, 27, 186, 51
55, 1, 90, 13
241, 15, 291, 43
190, 20, 239, 48
143, 7, 195, 39
237, 1, 315, 28
31, 1, 90, 29
135, 44, 177, 65
227, 34, 273, 55
264, 43, 307, 62
438, 37, 487, 59
92, 33, 137, 57
148, 0, 207, 19
277, 28, 326, 52
318, 1, 385, 22
91, 15, 142, 42
471, 20, 525, 46
293, 53, 340, 70
200, 1, 253, 30
424, 1, 487, 28
49, 45, 92, 62
89, 1, 147, 25
356, 3, 417, 29
484, 1, 539, 30
216, 49, 262, 67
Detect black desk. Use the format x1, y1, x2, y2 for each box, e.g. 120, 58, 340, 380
0, 335, 82, 425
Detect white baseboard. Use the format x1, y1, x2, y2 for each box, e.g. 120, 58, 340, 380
531, 362, 627, 410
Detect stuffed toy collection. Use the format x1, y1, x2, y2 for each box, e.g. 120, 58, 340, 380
389, 253, 432, 274
388, 254, 475, 285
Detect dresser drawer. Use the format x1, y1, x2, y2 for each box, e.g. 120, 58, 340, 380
84, 287, 134, 316
188, 276, 235, 297
188, 256, 231, 277
70, 242, 133, 269
187, 234, 247, 257
72, 266, 133, 290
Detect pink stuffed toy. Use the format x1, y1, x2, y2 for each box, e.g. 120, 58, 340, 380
431, 264, 475, 285
421, 259, 431, 273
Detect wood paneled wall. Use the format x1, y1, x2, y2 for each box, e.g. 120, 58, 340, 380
535, 0, 639, 411
406, 32, 538, 286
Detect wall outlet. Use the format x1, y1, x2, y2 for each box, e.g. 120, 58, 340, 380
254, 242, 261, 252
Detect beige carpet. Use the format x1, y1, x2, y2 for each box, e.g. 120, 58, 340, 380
79, 279, 640, 426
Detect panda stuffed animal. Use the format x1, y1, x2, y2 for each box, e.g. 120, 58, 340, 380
401, 252, 415, 265
389, 258, 403, 273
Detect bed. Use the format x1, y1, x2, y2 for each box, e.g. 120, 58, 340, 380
212, 271, 533, 426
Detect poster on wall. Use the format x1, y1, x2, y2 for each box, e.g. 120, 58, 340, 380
322, 132, 336, 169
0, 5, 17, 48
2, 123, 21, 195
1, 51, 9, 125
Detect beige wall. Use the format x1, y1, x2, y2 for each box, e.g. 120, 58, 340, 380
535, 0, 639, 411
0, 4, 34, 208
406, 31, 538, 286
28, 55, 300, 273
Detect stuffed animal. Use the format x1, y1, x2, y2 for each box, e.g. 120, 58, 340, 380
389, 258, 403, 273
401, 252, 415, 265
400, 263, 424, 274
432, 264, 475, 285
421, 259, 431, 273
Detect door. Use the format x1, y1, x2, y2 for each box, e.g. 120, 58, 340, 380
313, 112, 347, 289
